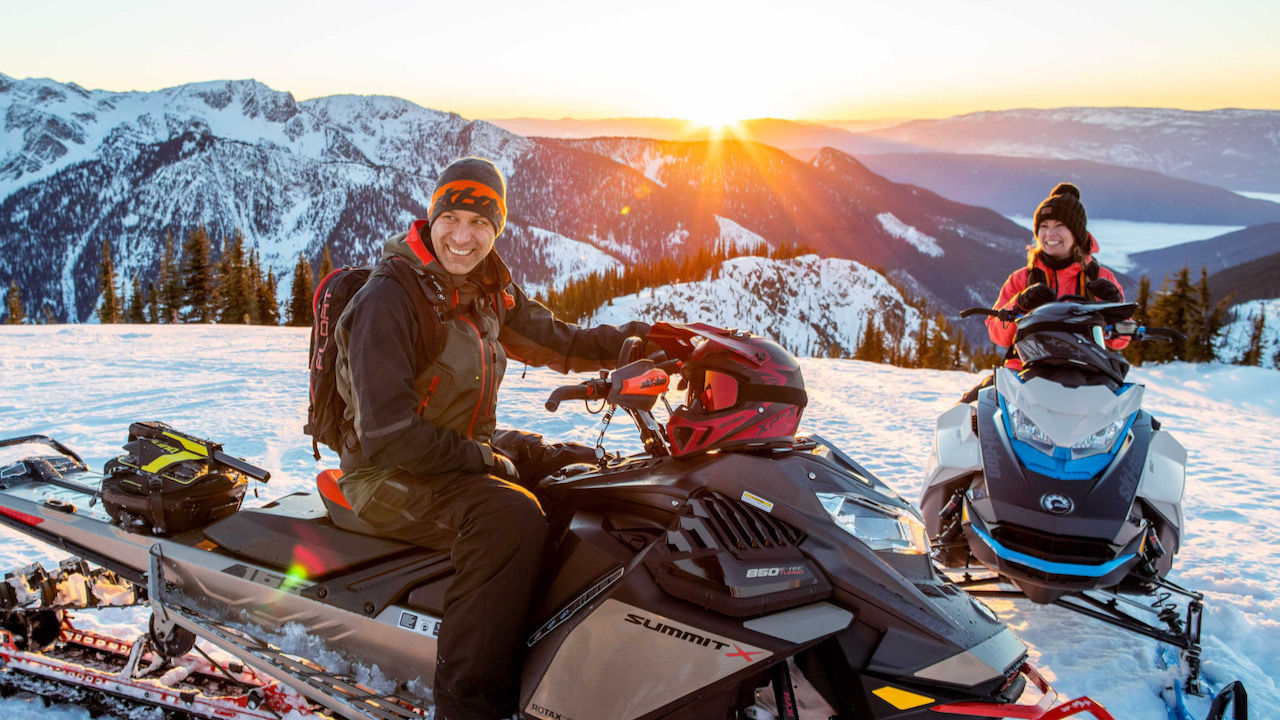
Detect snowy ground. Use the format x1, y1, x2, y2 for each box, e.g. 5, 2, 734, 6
1, 325, 1277, 719
1004, 215, 1245, 274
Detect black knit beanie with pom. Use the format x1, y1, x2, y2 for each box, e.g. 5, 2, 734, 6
1033, 182, 1087, 251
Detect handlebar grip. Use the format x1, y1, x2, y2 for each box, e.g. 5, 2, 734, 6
959, 307, 994, 319
545, 385, 592, 412
1141, 327, 1187, 343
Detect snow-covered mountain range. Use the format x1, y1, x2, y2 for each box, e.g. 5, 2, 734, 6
588, 254, 927, 358
861, 107, 1280, 192
0, 74, 1026, 330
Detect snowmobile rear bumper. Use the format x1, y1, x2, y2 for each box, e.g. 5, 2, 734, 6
931, 661, 1114, 719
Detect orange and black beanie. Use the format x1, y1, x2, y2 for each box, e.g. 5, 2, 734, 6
428, 157, 507, 235
1033, 182, 1087, 251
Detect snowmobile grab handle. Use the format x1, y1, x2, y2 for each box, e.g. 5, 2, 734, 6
0, 434, 88, 469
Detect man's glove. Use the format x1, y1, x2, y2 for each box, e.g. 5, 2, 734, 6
490, 451, 520, 484
521, 442, 600, 484
1015, 283, 1056, 312
1087, 278, 1123, 303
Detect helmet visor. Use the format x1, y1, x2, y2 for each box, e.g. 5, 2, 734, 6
696, 369, 740, 412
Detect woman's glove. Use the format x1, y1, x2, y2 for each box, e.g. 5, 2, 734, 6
1087, 278, 1123, 302
1015, 283, 1056, 312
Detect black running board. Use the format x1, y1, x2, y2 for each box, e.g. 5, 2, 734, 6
953, 571, 1204, 692
147, 545, 430, 720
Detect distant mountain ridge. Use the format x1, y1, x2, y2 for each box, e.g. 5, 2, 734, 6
548, 136, 1030, 313
1208, 250, 1280, 307
0, 73, 1026, 343
855, 153, 1280, 226
490, 111, 1280, 225
860, 107, 1280, 192
1128, 222, 1280, 285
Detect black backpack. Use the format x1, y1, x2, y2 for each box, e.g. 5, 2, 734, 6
304, 257, 445, 460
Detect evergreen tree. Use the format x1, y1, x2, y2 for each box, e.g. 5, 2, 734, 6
923, 313, 952, 369
256, 270, 280, 326
5, 281, 25, 324
181, 226, 217, 322
146, 281, 159, 324
1146, 269, 1196, 362
318, 244, 334, 281
159, 230, 183, 323
246, 249, 262, 324
98, 239, 120, 324
854, 316, 886, 363
218, 230, 252, 324
913, 314, 930, 369
126, 275, 146, 323
1123, 277, 1152, 366
1237, 311, 1265, 366
1190, 268, 1229, 363
287, 253, 315, 327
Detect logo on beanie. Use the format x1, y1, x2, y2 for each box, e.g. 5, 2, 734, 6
430, 180, 506, 221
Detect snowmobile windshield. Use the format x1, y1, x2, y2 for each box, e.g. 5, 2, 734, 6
1014, 303, 1130, 385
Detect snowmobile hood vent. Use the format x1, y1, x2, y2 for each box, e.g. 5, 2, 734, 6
695, 492, 804, 554
645, 492, 827, 618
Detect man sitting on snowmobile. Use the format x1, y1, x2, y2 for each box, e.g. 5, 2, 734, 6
960, 182, 1128, 403
333, 156, 651, 720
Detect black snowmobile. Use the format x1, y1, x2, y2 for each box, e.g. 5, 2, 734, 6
0, 322, 1118, 720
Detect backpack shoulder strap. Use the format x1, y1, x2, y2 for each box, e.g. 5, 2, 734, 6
1079, 259, 1101, 296
378, 258, 447, 367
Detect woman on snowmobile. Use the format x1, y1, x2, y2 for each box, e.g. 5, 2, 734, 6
960, 182, 1127, 402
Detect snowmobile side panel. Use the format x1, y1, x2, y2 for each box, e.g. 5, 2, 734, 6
910, 625, 1026, 686
740, 601, 853, 643
926, 403, 983, 488
1137, 430, 1187, 529
524, 598, 771, 720
920, 403, 982, 538
155, 550, 441, 690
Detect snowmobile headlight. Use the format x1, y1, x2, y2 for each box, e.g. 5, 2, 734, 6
1071, 416, 1127, 450
816, 492, 929, 554
1008, 405, 1053, 447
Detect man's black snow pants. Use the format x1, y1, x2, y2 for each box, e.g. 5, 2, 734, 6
354, 468, 548, 720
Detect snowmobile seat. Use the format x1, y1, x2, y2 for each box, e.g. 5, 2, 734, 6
203, 503, 417, 580
316, 468, 384, 536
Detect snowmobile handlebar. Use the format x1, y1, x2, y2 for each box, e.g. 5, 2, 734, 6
1133, 326, 1186, 343
545, 380, 608, 412
960, 306, 1016, 322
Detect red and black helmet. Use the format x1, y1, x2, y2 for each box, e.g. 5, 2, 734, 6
651, 323, 807, 458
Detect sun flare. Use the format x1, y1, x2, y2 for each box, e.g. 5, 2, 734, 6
681, 112, 748, 139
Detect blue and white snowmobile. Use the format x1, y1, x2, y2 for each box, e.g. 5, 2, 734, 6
920, 300, 1227, 701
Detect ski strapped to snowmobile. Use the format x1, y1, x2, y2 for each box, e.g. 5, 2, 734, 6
0, 558, 305, 719
921, 301, 1247, 714
0, 323, 1140, 719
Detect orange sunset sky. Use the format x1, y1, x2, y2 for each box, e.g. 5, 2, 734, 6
3, 0, 1278, 124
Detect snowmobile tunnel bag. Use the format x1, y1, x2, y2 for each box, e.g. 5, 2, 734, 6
101, 421, 265, 535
